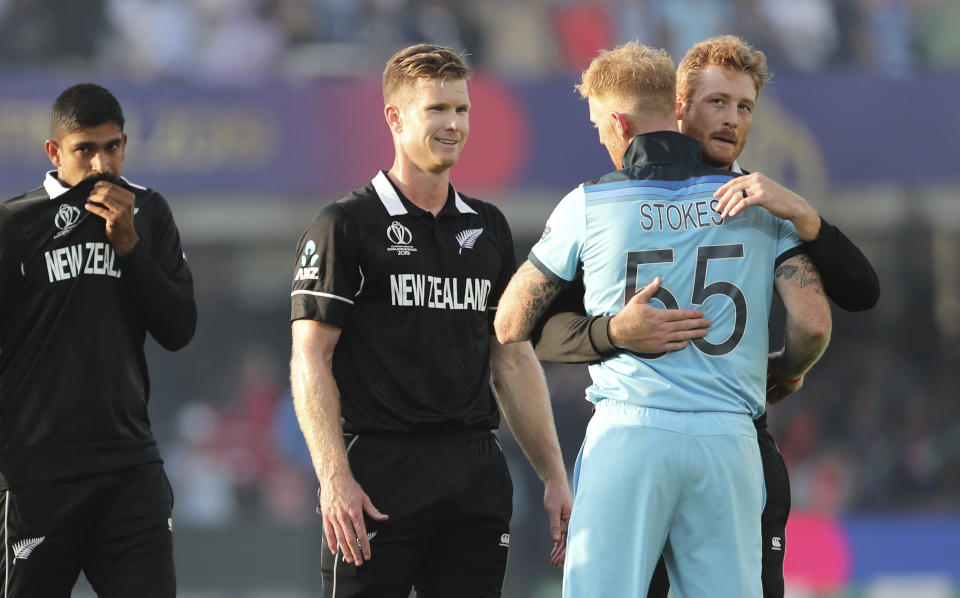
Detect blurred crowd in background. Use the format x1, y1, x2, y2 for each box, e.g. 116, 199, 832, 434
1, 0, 960, 83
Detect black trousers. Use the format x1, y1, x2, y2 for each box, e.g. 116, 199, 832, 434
647, 428, 790, 598
320, 430, 513, 598
0, 462, 175, 598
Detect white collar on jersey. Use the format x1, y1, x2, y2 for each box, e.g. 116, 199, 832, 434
42, 170, 145, 200
730, 161, 744, 174
371, 170, 477, 216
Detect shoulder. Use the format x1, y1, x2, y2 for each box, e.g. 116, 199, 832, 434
3, 186, 48, 212
302, 183, 377, 237
457, 192, 508, 224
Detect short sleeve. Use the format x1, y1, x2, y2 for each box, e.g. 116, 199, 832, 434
528, 186, 586, 282
486, 208, 518, 331
774, 215, 803, 268
290, 203, 362, 326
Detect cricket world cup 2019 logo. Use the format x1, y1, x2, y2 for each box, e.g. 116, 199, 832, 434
53, 204, 82, 239
387, 221, 416, 256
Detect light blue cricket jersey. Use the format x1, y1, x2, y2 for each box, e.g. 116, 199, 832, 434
530, 133, 801, 418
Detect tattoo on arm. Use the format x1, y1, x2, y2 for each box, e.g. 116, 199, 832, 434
776, 255, 824, 296
516, 261, 563, 335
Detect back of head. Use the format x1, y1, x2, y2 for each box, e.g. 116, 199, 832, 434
677, 36, 770, 100
382, 44, 471, 105
575, 42, 676, 119
51, 83, 125, 141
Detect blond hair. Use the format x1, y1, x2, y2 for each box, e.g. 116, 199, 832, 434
575, 42, 676, 117
677, 35, 770, 100
383, 44, 471, 104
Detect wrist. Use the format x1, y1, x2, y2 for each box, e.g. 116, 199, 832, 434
794, 209, 822, 242
113, 234, 140, 256
591, 316, 617, 355
772, 371, 802, 385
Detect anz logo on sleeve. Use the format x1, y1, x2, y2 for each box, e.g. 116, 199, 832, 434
295, 240, 320, 281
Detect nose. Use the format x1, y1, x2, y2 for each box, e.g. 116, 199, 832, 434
90, 151, 110, 174
722, 106, 738, 128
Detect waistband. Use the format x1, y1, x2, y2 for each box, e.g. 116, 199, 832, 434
592, 398, 756, 437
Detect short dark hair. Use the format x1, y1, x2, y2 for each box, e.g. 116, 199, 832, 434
50, 83, 125, 140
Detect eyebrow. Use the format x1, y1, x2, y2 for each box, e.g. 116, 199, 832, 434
70, 137, 123, 150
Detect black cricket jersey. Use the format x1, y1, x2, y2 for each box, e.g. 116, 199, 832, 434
291, 171, 516, 433
0, 172, 196, 490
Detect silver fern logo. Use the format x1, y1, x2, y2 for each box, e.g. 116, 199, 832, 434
455, 228, 483, 254
12, 536, 45, 564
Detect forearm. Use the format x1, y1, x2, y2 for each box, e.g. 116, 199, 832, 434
290, 349, 350, 484
495, 261, 564, 344
120, 241, 197, 350
802, 217, 880, 311
534, 312, 615, 363
775, 312, 831, 380
491, 342, 566, 482
774, 254, 832, 380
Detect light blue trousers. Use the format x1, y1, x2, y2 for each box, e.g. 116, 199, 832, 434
563, 400, 764, 598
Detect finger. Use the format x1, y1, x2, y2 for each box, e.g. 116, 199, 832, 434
346, 515, 366, 564
551, 534, 567, 566
322, 516, 338, 555
720, 194, 748, 219
84, 202, 110, 219
362, 494, 389, 521
663, 309, 704, 321
334, 511, 362, 564
332, 518, 352, 563
677, 318, 711, 331
662, 340, 690, 351
633, 277, 660, 303
667, 327, 707, 342
548, 507, 562, 543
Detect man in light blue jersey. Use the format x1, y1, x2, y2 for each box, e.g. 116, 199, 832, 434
494, 42, 831, 598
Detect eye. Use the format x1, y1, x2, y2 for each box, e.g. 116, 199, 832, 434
739, 104, 752, 113
711, 98, 724, 106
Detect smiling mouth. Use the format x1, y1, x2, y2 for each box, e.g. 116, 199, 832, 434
436, 138, 458, 146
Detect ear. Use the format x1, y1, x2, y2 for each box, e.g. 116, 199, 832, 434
676, 94, 688, 121
120, 132, 128, 161
44, 139, 61, 168
611, 111, 631, 141
384, 104, 402, 134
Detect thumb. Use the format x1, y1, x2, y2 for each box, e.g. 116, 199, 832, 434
549, 508, 563, 542
632, 277, 661, 304
363, 494, 389, 521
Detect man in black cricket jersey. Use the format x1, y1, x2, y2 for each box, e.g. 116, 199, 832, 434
0, 84, 195, 597
289, 44, 572, 597
532, 36, 879, 598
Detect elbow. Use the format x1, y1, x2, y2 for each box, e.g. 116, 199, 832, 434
493, 312, 524, 345
495, 328, 517, 345
803, 312, 832, 349
155, 303, 198, 351
495, 325, 527, 345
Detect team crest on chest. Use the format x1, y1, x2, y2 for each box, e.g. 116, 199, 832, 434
387, 221, 417, 256
455, 228, 483, 254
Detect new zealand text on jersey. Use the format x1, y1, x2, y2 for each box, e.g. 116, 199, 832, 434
390, 274, 491, 311
44, 242, 122, 282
